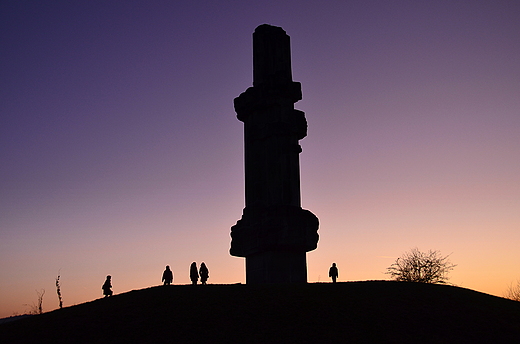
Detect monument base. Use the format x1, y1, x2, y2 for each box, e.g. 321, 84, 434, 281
246, 250, 307, 284
230, 205, 318, 284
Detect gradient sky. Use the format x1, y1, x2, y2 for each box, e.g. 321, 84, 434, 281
1, 0, 519, 318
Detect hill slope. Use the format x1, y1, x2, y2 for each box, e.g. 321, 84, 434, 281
1, 281, 519, 343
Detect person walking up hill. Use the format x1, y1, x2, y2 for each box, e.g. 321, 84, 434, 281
190, 262, 199, 285
329, 263, 338, 283
162, 265, 173, 286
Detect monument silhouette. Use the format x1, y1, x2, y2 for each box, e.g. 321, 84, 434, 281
230, 24, 319, 283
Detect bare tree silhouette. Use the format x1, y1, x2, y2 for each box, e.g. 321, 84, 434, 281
386, 248, 456, 284
505, 280, 520, 301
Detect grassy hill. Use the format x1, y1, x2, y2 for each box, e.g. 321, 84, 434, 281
1, 281, 519, 343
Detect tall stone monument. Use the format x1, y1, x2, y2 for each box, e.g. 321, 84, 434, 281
230, 24, 319, 283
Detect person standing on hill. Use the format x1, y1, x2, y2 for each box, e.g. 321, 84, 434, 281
329, 263, 338, 283
102, 275, 113, 297
190, 262, 199, 285
199, 262, 209, 285
162, 265, 173, 286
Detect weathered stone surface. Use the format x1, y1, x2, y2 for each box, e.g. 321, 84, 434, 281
231, 24, 319, 283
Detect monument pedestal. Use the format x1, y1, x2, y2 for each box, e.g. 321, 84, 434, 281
246, 251, 307, 284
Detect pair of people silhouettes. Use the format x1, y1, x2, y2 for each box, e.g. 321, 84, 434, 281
190, 262, 209, 285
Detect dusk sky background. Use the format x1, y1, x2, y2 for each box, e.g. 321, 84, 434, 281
1, 0, 519, 317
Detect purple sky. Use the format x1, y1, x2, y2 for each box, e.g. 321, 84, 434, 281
1, 1, 519, 317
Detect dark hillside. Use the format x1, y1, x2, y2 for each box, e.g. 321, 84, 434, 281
1, 281, 519, 343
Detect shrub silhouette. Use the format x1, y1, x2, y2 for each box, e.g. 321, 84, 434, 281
56, 272, 63, 309
386, 248, 456, 283
23, 289, 45, 315
505, 280, 520, 301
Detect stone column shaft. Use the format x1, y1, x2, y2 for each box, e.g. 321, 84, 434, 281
230, 24, 319, 284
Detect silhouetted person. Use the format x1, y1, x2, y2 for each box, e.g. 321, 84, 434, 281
102, 275, 113, 297
329, 263, 338, 283
162, 265, 173, 286
190, 262, 199, 285
199, 262, 209, 285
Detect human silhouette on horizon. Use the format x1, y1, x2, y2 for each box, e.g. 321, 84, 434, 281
162, 265, 173, 286
102, 275, 113, 297
199, 262, 209, 285
329, 263, 338, 283
190, 262, 199, 285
